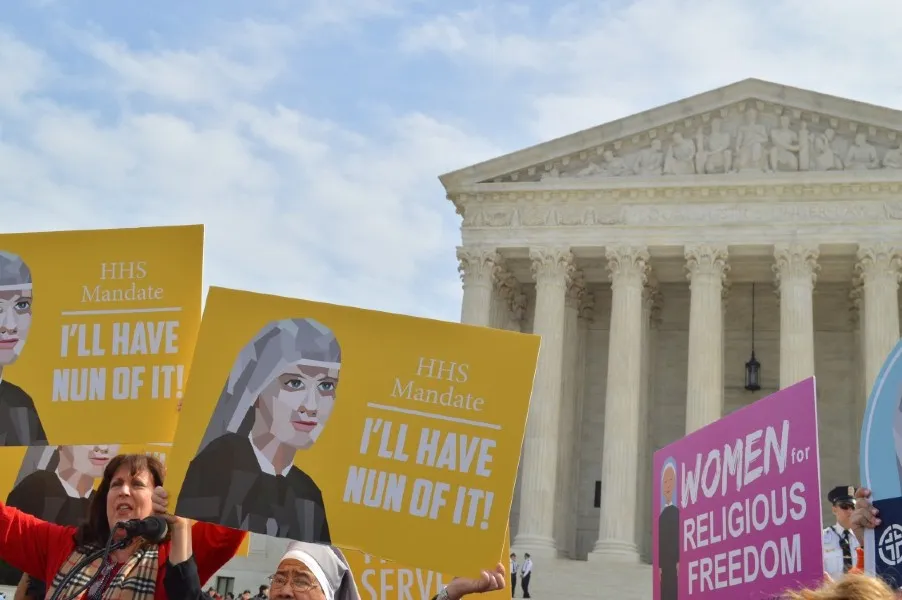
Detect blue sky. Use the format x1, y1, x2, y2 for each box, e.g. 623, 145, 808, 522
2, 0, 901, 321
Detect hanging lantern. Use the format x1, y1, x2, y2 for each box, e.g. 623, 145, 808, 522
744, 283, 761, 392
745, 351, 761, 391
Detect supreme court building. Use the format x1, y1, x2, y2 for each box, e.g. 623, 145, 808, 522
439, 78, 902, 566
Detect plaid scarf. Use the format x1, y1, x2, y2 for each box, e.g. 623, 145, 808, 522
46, 544, 159, 600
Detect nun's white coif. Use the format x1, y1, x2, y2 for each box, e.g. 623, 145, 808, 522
279, 541, 360, 600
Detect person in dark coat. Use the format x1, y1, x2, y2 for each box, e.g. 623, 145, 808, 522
0, 250, 47, 447
658, 462, 680, 600
176, 319, 341, 543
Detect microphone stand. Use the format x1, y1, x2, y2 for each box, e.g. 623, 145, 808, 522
48, 537, 132, 600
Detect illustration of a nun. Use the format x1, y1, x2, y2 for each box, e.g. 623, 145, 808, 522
0, 250, 47, 446
7, 444, 117, 523
4, 444, 117, 597
176, 318, 340, 543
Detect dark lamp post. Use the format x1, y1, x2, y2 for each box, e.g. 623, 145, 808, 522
744, 282, 762, 392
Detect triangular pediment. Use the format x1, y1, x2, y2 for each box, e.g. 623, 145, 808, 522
439, 78, 902, 189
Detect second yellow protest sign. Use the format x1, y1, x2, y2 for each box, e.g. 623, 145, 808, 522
342, 528, 512, 600
166, 287, 538, 577
0, 225, 203, 446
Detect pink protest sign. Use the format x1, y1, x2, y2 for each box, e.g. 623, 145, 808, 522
652, 378, 822, 600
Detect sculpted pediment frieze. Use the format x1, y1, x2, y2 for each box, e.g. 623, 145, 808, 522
482, 100, 902, 184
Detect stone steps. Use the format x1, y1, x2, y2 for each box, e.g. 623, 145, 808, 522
514, 558, 651, 599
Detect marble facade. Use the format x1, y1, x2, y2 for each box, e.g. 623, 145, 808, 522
440, 78, 902, 566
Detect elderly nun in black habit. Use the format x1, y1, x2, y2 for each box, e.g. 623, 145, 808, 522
0, 250, 48, 447
176, 318, 340, 543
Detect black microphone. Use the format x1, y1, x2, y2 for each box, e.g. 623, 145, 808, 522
116, 516, 169, 543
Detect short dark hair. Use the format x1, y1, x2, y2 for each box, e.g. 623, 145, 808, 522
258, 586, 268, 593
74, 454, 166, 548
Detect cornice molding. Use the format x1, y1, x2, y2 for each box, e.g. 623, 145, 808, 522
452, 175, 902, 209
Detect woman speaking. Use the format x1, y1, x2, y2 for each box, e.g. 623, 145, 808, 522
0, 453, 246, 600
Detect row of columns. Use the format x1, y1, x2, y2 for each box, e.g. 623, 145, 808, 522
456, 242, 902, 561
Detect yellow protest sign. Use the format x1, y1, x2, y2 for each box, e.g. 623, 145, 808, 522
0, 225, 203, 446
166, 287, 538, 577
342, 528, 511, 600
236, 535, 252, 557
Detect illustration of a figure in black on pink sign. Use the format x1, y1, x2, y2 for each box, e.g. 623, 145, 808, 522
177, 318, 340, 543
658, 459, 679, 600
0, 250, 48, 446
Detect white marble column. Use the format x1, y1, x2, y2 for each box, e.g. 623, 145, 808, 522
773, 243, 819, 389
590, 245, 649, 562
635, 282, 661, 561
457, 246, 500, 327
514, 247, 574, 555
685, 244, 729, 433
566, 291, 593, 558
722, 282, 730, 407
850, 281, 867, 472
855, 243, 902, 396
554, 272, 585, 557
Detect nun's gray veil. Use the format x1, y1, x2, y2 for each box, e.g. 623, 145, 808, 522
14, 445, 56, 486
0, 250, 33, 363
0, 251, 32, 291
195, 318, 342, 455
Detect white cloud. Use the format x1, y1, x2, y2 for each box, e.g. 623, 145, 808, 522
401, 0, 902, 141
10, 1, 899, 323
73, 29, 289, 104
0, 31, 53, 111
0, 23, 500, 320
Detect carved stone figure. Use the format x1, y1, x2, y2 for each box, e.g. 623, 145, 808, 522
845, 133, 880, 170
541, 167, 563, 181
768, 115, 800, 172
576, 149, 629, 178
694, 118, 732, 174
577, 162, 604, 177
798, 121, 811, 171
884, 143, 902, 169
600, 150, 629, 176
663, 132, 696, 175
734, 108, 768, 172
634, 139, 663, 176
514, 104, 902, 182
812, 128, 843, 171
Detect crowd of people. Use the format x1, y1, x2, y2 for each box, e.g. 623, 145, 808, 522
0, 452, 507, 600
3, 451, 900, 599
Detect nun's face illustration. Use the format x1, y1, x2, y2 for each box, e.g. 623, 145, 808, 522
0, 288, 32, 366
62, 444, 120, 478
662, 465, 676, 504
256, 362, 340, 449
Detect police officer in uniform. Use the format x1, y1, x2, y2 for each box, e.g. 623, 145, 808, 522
823, 485, 860, 580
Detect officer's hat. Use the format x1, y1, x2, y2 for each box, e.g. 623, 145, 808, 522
827, 485, 856, 505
